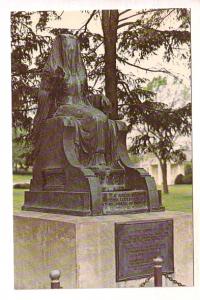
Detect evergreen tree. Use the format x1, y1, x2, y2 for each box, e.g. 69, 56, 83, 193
11, 9, 191, 179
129, 76, 191, 193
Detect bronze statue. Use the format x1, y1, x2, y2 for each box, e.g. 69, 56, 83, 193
33, 34, 118, 167
23, 34, 163, 216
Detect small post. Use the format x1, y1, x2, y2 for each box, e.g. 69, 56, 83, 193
158, 190, 162, 206
49, 270, 62, 289
153, 257, 163, 287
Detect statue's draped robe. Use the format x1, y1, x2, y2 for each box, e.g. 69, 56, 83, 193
23, 34, 162, 216
33, 34, 118, 167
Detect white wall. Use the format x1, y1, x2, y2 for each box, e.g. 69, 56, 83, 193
138, 159, 185, 186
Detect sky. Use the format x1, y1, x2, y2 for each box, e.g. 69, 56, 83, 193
32, 10, 191, 88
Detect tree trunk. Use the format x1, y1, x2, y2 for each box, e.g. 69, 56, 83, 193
160, 160, 169, 194
101, 10, 119, 120
13, 162, 18, 173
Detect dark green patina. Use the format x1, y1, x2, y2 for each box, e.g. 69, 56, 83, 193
23, 34, 164, 216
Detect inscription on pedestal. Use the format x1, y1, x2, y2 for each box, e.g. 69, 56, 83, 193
115, 219, 174, 281
102, 190, 148, 214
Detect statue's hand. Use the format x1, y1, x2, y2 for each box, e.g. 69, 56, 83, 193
101, 95, 112, 114
62, 116, 76, 127
87, 94, 112, 114
101, 95, 111, 108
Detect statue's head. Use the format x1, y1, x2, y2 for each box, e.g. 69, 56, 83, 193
59, 33, 78, 50
46, 33, 85, 75
41, 33, 88, 102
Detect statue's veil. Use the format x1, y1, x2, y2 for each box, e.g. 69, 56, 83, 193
32, 34, 88, 152
43, 34, 87, 82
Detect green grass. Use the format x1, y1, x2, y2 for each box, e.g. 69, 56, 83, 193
13, 174, 192, 213
13, 174, 31, 212
161, 184, 192, 213
13, 174, 32, 183
13, 189, 27, 212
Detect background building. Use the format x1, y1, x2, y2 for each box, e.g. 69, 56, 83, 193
135, 139, 192, 186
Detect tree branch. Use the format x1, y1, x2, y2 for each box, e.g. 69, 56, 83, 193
13, 107, 36, 112
117, 21, 138, 29
118, 9, 173, 29
118, 80, 132, 94
119, 10, 131, 17
57, 11, 64, 19
118, 9, 170, 23
88, 41, 104, 54
157, 9, 175, 26
92, 73, 101, 89
117, 56, 178, 79
77, 10, 97, 33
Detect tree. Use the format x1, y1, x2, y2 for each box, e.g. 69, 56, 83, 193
70, 9, 190, 117
11, 9, 191, 167
11, 11, 62, 155
101, 10, 119, 119
129, 76, 191, 193
12, 128, 32, 172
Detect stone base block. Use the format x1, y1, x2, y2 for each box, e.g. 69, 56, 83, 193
13, 211, 193, 289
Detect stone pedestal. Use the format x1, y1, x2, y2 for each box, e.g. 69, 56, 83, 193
14, 211, 193, 289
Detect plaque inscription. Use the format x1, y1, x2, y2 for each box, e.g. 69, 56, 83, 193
115, 219, 174, 281
102, 190, 148, 214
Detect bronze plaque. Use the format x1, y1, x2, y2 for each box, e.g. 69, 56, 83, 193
115, 219, 174, 281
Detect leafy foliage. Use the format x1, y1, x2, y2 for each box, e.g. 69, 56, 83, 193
182, 174, 192, 184
11, 11, 61, 135
145, 76, 167, 92
129, 75, 191, 193
12, 128, 32, 171
129, 76, 191, 164
11, 11, 64, 164
11, 9, 191, 171
184, 163, 192, 176
175, 173, 192, 185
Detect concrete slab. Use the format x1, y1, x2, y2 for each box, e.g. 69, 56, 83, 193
14, 210, 193, 288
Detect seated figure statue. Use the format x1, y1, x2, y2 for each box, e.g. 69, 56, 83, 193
23, 34, 164, 216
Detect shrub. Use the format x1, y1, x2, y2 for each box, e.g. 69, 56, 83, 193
13, 183, 30, 189
174, 174, 184, 184
184, 163, 192, 176
182, 174, 192, 184
13, 169, 32, 175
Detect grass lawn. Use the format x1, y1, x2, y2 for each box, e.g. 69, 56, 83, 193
13, 174, 192, 213
13, 174, 31, 212
161, 184, 192, 213
13, 189, 27, 212
13, 174, 32, 183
